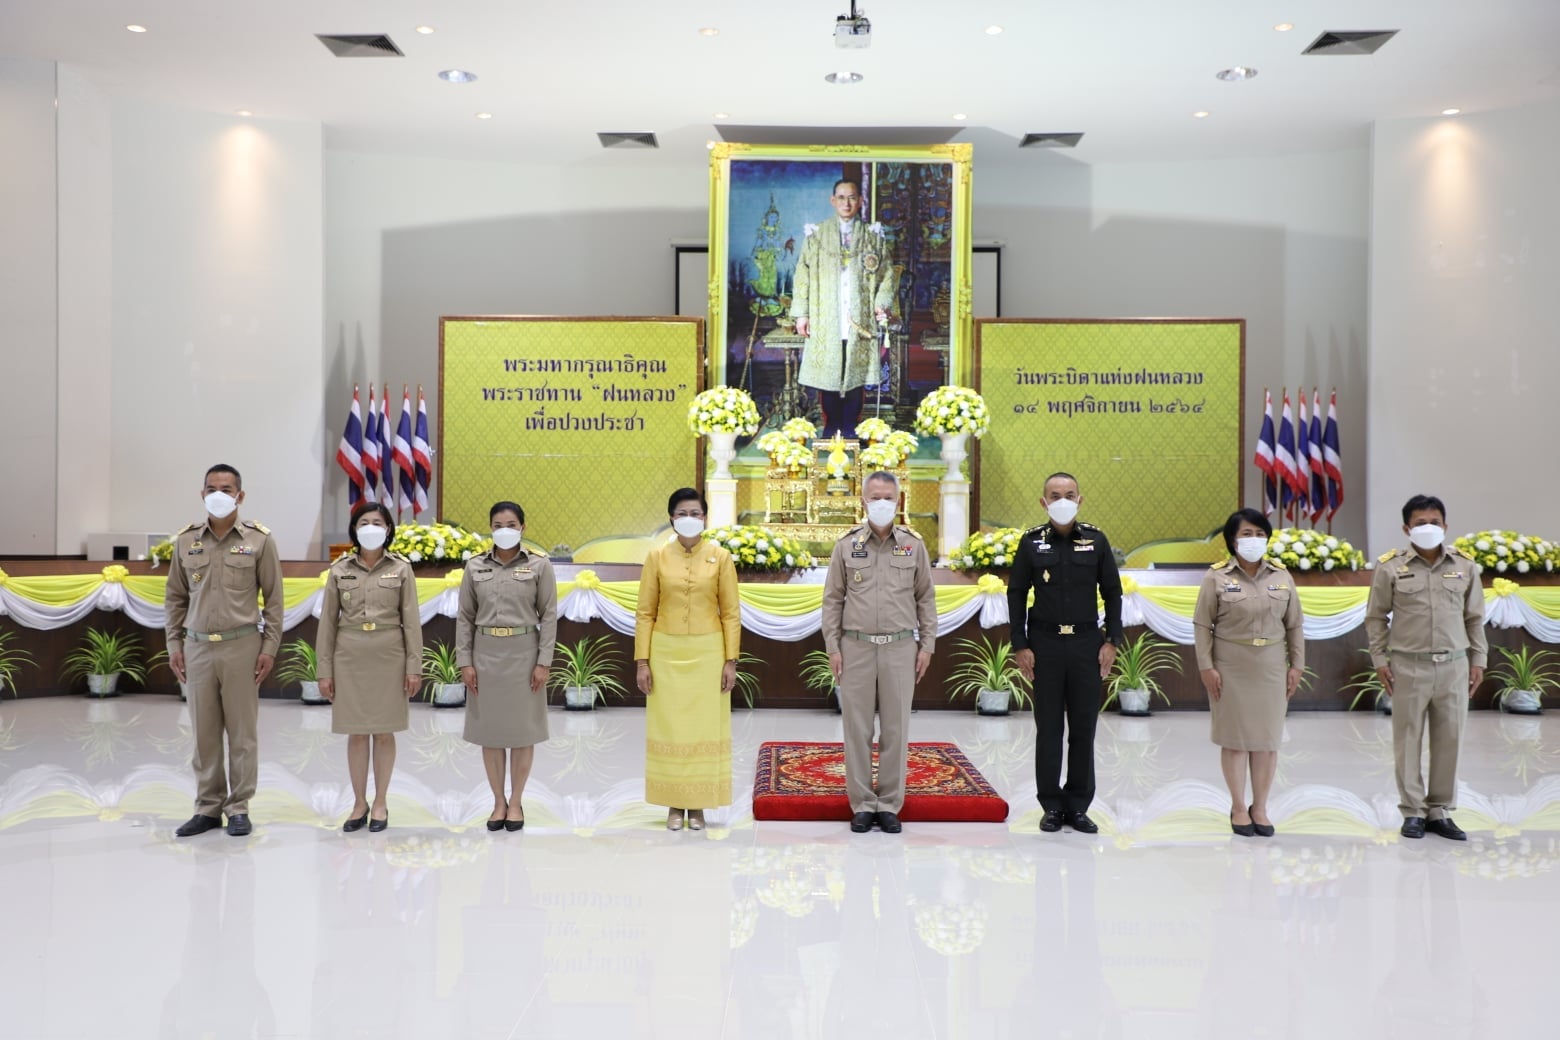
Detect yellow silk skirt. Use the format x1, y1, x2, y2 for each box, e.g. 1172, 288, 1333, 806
644, 630, 731, 809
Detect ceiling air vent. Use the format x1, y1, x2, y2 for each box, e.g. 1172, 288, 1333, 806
1302, 30, 1398, 56
1019, 133, 1084, 149
597, 132, 659, 149
316, 34, 404, 58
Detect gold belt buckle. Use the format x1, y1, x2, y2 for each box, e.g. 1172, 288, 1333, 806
869, 634, 887, 645
209, 633, 223, 643
1251, 637, 1269, 647
362, 623, 377, 632
1058, 625, 1075, 635
491, 627, 512, 637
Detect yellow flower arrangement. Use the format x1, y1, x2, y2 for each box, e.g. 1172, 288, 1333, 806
853, 417, 892, 443
687, 386, 761, 436
1454, 531, 1558, 574
914, 385, 991, 438
772, 441, 815, 471
389, 522, 492, 564
703, 524, 815, 572
1268, 528, 1364, 571
780, 416, 818, 441
949, 527, 1023, 572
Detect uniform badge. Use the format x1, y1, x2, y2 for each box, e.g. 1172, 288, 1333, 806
513, 569, 527, 579
1444, 572, 1463, 579
1042, 570, 1051, 584
853, 571, 864, 583
1073, 544, 1095, 552
230, 545, 254, 555
1223, 582, 1242, 593
852, 539, 865, 552
342, 591, 350, 602
862, 252, 880, 272
851, 550, 868, 558
1267, 584, 1288, 591
191, 571, 204, 584
1033, 542, 1050, 552
189, 540, 203, 553
1398, 566, 1412, 575
891, 545, 914, 557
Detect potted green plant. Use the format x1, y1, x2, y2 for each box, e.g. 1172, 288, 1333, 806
1342, 650, 1391, 715
1489, 645, 1558, 715
548, 635, 629, 710
731, 651, 765, 709
420, 641, 467, 708
60, 628, 147, 697
1, 629, 36, 698
1103, 632, 1183, 716
947, 634, 1033, 715
275, 638, 327, 704
800, 648, 842, 713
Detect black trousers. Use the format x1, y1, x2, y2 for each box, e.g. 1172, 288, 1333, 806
817, 387, 864, 438
1032, 630, 1102, 813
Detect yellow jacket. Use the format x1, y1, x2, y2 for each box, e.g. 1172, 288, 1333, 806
634, 539, 741, 661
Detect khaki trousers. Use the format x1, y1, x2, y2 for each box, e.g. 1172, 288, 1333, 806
185, 632, 261, 817
839, 638, 916, 814
1390, 654, 1468, 820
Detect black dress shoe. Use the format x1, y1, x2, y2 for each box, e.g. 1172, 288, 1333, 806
486, 818, 505, 832
342, 811, 369, 833
504, 816, 524, 832
850, 811, 876, 833
1250, 805, 1275, 838
1401, 816, 1426, 839
1066, 811, 1099, 834
1426, 817, 1467, 841
1039, 809, 1066, 833
226, 813, 252, 837
1230, 813, 1257, 837
876, 811, 902, 833
368, 814, 388, 833
175, 814, 222, 837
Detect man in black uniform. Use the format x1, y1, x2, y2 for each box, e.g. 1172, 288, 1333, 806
1008, 472, 1124, 833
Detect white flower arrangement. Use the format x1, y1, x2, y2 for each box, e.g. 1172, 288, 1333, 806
884, 429, 919, 456
772, 441, 815, 471
1267, 528, 1364, 572
147, 539, 175, 568
703, 524, 816, 572
781, 416, 818, 442
1454, 530, 1558, 573
859, 443, 905, 470
687, 386, 760, 436
755, 430, 796, 457
390, 523, 491, 564
854, 417, 892, 443
914, 385, 991, 438
949, 527, 1023, 573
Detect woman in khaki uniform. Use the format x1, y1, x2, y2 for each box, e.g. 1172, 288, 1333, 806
317, 502, 423, 833
1193, 509, 1305, 837
457, 501, 557, 832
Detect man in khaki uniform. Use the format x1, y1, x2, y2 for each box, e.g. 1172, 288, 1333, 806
1365, 493, 1486, 840
164, 464, 284, 837
822, 471, 937, 833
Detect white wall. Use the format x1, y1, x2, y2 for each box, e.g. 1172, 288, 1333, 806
109, 101, 325, 557
0, 60, 59, 554
1368, 99, 1560, 555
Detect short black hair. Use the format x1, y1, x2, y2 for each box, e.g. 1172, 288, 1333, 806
832, 178, 861, 196
205, 464, 242, 490
1402, 494, 1446, 525
1222, 508, 1272, 554
348, 501, 395, 551
667, 487, 708, 516
1043, 472, 1078, 491
489, 500, 525, 525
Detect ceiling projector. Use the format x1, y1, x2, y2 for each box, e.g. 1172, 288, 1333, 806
835, 4, 871, 48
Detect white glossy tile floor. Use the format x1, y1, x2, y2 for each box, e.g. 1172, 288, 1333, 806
2, 697, 1557, 1039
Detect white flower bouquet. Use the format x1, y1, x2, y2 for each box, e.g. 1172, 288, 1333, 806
914, 385, 991, 438
859, 443, 905, 470
854, 417, 892, 443
687, 386, 761, 436
949, 527, 1023, 572
703, 524, 816, 572
781, 416, 818, 441
755, 430, 796, 457
772, 441, 815, 471
1267, 528, 1364, 572
390, 522, 492, 564
1454, 531, 1557, 574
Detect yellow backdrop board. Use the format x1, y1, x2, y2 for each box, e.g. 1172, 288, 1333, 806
974, 320, 1244, 554
439, 318, 704, 553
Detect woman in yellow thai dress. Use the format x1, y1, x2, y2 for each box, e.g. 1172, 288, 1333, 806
635, 487, 741, 831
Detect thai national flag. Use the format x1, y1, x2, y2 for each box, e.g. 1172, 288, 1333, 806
1308, 389, 1327, 524
1294, 393, 1313, 525
378, 388, 396, 509
1276, 390, 1301, 521
413, 388, 432, 518
1323, 389, 1344, 519
362, 384, 380, 501
394, 387, 417, 521
335, 386, 365, 506
1253, 389, 1278, 515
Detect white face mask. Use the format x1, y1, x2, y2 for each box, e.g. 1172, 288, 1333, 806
672, 516, 705, 538
1045, 498, 1079, 526
204, 491, 237, 519
491, 527, 522, 550
356, 525, 388, 551
865, 499, 897, 527
1235, 536, 1268, 563
1409, 524, 1445, 551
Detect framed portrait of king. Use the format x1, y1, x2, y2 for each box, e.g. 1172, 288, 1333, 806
707, 143, 973, 448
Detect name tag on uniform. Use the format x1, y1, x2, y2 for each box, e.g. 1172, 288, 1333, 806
851, 550, 869, 558
1033, 541, 1050, 552
892, 545, 914, 557
1267, 584, 1288, 591
1444, 572, 1464, 579
1073, 544, 1095, 552
512, 569, 529, 579
230, 545, 254, 555
1223, 582, 1242, 593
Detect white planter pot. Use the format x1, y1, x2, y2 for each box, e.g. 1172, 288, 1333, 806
976, 688, 1012, 716
708, 431, 739, 480
431, 682, 467, 708
298, 680, 328, 705
938, 432, 969, 482
563, 684, 599, 711
1499, 688, 1543, 715
86, 673, 120, 697
1117, 687, 1151, 715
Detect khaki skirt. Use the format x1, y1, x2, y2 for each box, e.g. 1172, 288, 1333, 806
464, 629, 548, 748
331, 628, 411, 735
1209, 640, 1288, 751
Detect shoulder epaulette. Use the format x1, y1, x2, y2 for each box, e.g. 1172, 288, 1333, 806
898, 526, 923, 540
177, 522, 200, 535
243, 520, 271, 535
388, 551, 411, 563
1210, 557, 1229, 569
1450, 546, 1475, 561
1078, 521, 1100, 531
838, 526, 865, 540
1378, 549, 1399, 563
1268, 558, 1288, 570
1023, 524, 1049, 537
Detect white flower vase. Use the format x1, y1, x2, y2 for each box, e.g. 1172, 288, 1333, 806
708, 431, 739, 480
938, 432, 969, 482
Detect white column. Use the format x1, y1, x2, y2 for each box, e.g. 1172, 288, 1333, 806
708, 479, 739, 528
938, 479, 971, 565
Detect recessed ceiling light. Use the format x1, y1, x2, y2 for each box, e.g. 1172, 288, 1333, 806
713, 111, 730, 119
985, 25, 1004, 35
698, 27, 719, 37
475, 112, 493, 120
952, 113, 968, 121
824, 71, 864, 85
1193, 110, 1211, 119
1215, 66, 1258, 82
1274, 23, 1294, 32
1441, 107, 1461, 116
126, 24, 147, 33
235, 109, 253, 117
415, 26, 435, 35
437, 69, 477, 83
